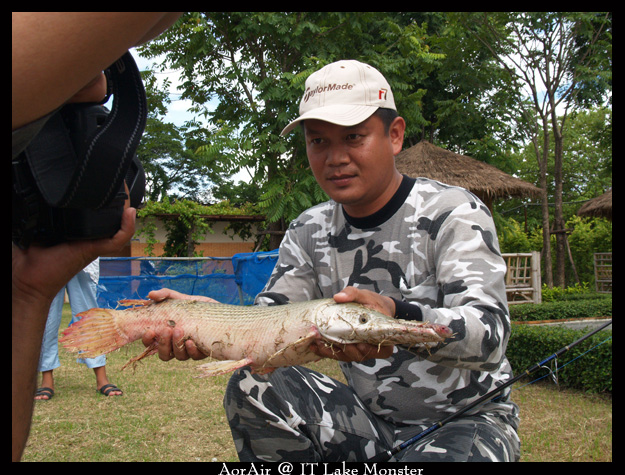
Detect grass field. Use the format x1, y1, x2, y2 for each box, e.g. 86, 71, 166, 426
21, 304, 612, 462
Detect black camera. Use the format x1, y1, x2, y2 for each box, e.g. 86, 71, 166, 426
12, 52, 147, 248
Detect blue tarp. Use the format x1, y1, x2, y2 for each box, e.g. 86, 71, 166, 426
96, 251, 278, 308
232, 251, 281, 305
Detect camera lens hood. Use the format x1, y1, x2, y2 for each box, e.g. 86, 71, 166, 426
22, 52, 147, 210
12, 51, 147, 248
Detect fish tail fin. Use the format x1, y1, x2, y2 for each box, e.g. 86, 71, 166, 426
60, 308, 129, 358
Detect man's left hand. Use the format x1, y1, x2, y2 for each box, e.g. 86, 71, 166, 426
309, 286, 396, 363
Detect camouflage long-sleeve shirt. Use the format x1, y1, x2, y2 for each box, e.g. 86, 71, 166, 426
256, 175, 519, 428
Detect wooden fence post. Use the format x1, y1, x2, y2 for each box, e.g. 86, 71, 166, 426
503, 252, 542, 305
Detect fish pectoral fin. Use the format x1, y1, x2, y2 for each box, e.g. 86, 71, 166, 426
121, 341, 160, 371
195, 357, 254, 377
264, 330, 318, 366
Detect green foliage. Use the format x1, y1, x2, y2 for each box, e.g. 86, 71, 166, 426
509, 295, 612, 322
496, 215, 611, 288
137, 12, 450, 225
505, 108, 612, 212
507, 324, 612, 393
257, 171, 328, 224
137, 198, 262, 257
567, 216, 612, 284
135, 12, 611, 260
540, 282, 591, 302
497, 218, 534, 253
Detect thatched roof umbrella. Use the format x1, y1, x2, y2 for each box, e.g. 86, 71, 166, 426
577, 189, 612, 220
395, 140, 542, 210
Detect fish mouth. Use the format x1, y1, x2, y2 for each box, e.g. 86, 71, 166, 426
428, 323, 454, 339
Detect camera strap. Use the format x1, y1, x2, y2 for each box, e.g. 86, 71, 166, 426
21, 51, 147, 209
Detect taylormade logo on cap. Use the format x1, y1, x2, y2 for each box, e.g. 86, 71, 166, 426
280, 60, 396, 136
303, 82, 356, 103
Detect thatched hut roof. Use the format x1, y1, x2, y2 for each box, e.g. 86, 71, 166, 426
395, 141, 541, 208
577, 189, 612, 220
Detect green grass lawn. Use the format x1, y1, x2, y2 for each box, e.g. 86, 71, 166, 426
21, 304, 612, 462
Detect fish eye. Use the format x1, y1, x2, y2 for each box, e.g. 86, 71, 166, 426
359, 315, 368, 324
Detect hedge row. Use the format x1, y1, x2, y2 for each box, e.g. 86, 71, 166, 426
509, 296, 612, 322
507, 324, 612, 393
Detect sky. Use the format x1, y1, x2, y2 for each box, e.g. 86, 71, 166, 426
102, 49, 200, 126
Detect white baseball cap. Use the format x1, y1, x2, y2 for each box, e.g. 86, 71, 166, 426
280, 60, 396, 136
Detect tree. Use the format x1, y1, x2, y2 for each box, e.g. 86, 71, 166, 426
138, 12, 443, 249
514, 107, 612, 203
137, 70, 213, 202
460, 12, 612, 287
413, 13, 528, 170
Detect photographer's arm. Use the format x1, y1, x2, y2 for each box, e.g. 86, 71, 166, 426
12, 12, 181, 130
12, 207, 135, 461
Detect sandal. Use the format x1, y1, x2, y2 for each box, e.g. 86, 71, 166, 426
97, 383, 123, 396
35, 387, 54, 401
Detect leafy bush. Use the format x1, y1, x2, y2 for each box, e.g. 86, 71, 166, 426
567, 216, 612, 285
540, 283, 591, 302
507, 324, 612, 393
496, 216, 611, 288
509, 295, 612, 322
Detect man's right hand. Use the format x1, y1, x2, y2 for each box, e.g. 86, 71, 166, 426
140, 288, 216, 362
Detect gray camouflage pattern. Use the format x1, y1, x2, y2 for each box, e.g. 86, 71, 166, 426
225, 177, 520, 461
224, 366, 520, 462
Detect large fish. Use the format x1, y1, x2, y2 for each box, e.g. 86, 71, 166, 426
60, 298, 452, 377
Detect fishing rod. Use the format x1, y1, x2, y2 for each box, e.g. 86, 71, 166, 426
368, 319, 612, 462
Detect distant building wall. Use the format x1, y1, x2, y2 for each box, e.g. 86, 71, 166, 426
125, 215, 262, 258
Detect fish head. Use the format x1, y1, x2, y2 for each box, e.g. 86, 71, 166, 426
315, 301, 452, 346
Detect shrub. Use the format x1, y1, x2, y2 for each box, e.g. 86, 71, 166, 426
507, 324, 612, 393
509, 296, 612, 322
540, 283, 591, 302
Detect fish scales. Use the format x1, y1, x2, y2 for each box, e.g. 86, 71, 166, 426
60, 298, 452, 377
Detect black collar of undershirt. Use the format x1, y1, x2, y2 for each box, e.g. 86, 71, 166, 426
342, 174, 416, 229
